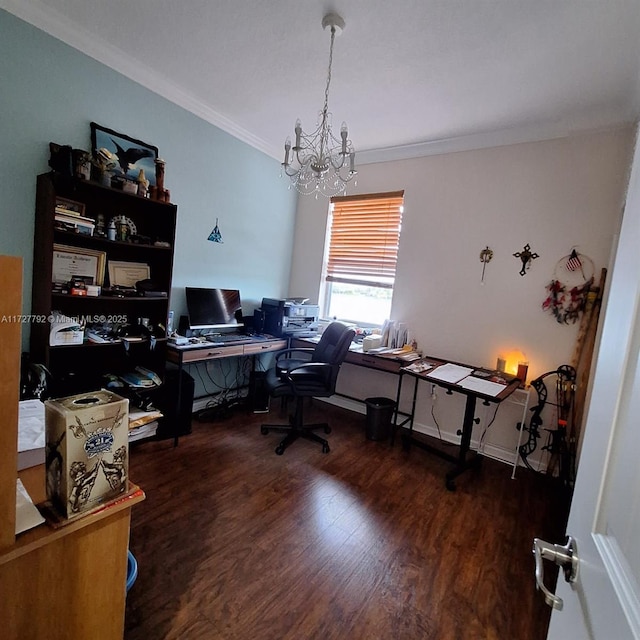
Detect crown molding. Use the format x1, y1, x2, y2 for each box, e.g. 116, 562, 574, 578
355, 121, 635, 166
0, 0, 273, 156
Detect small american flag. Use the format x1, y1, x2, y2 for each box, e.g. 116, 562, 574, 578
566, 249, 582, 272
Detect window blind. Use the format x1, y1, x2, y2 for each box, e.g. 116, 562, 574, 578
326, 190, 404, 288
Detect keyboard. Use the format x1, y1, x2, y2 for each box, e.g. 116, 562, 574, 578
203, 333, 253, 344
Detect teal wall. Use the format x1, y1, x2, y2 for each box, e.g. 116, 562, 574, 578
0, 10, 298, 349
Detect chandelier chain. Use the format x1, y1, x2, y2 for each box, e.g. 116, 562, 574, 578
322, 26, 335, 122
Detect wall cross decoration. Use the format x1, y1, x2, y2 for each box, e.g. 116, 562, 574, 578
513, 243, 539, 276
479, 246, 494, 283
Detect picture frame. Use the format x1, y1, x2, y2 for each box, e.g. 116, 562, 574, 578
90, 122, 159, 186
107, 260, 150, 288
53, 244, 106, 286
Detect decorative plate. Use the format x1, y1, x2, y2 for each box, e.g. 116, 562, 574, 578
109, 215, 137, 237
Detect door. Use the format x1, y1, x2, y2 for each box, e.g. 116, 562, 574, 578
539, 130, 640, 639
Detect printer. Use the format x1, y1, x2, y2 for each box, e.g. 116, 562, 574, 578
49, 313, 84, 346
260, 298, 320, 338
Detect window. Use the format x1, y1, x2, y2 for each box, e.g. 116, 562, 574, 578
321, 190, 404, 325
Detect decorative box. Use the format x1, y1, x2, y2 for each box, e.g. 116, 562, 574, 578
45, 390, 129, 519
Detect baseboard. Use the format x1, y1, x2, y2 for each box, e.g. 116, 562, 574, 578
317, 395, 366, 414
316, 395, 548, 473
192, 397, 210, 413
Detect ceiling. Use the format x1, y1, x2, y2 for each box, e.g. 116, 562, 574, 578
3, 0, 640, 164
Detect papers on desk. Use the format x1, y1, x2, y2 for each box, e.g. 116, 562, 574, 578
426, 363, 474, 384
16, 478, 45, 534
457, 376, 507, 397
403, 361, 434, 374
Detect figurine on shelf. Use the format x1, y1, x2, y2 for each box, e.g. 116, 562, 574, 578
155, 158, 165, 191
95, 214, 106, 237
151, 158, 170, 201
137, 169, 149, 198
92, 147, 117, 186
73, 149, 91, 180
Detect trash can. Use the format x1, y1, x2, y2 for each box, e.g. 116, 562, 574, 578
364, 397, 396, 441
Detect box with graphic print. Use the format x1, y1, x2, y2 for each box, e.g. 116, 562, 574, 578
45, 390, 129, 519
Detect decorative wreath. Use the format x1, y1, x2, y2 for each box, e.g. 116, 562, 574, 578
542, 251, 595, 324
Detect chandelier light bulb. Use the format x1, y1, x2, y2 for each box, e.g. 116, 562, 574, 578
283, 137, 291, 165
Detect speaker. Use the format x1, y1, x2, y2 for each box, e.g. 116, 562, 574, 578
178, 314, 191, 336
249, 370, 270, 413
155, 369, 194, 438
253, 308, 265, 334
242, 314, 256, 335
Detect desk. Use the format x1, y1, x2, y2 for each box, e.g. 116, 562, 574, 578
167, 335, 287, 444
400, 359, 521, 490
291, 338, 414, 432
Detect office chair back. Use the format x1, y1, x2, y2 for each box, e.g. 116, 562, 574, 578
311, 322, 355, 389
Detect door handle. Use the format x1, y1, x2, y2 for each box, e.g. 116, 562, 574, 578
532, 536, 579, 611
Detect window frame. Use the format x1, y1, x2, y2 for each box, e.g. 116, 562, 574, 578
320, 190, 404, 325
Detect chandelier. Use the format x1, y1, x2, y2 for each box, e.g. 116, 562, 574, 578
281, 12, 357, 197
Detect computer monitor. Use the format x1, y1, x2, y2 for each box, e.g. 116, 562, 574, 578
185, 287, 243, 331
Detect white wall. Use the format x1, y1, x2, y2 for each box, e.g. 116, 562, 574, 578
289, 129, 634, 470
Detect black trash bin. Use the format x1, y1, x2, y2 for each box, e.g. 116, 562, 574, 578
364, 397, 396, 441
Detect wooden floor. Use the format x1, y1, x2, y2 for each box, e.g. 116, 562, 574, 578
125, 402, 569, 640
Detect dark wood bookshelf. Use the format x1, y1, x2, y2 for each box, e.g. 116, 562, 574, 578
30, 172, 177, 397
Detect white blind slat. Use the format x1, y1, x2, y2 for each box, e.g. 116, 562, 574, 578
326, 191, 404, 282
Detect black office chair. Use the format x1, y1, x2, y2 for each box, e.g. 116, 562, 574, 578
261, 322, 355, 455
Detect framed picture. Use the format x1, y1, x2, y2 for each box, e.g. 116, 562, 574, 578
53, 244, 106, 286
90, 122, 159, 186
107, 260, 150, 288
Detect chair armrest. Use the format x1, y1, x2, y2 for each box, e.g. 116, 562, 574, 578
275, 348, 314, 363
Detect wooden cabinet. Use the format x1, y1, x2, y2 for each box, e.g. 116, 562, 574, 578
0, 255, 144, 640
30, 172, 177, 395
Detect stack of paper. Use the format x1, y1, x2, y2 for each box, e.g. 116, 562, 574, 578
18, 399, 46, 470
128, 421, 158, 442
457, 376, 507, 397
129, 408, 162, 442
16, 478, 45, 534
403, 361, 433, 374
426, 363, 474, 384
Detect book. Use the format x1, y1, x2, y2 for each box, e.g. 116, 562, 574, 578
128, 420, 158, 442
54, 209, 95, 224
129, 408, 163, 429
54, 214, 94, 236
